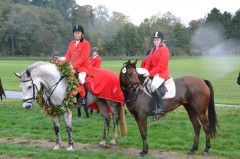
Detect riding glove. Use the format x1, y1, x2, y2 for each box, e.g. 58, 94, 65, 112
143, 72, 150, 77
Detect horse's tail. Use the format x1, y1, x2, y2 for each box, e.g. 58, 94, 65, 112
204, 80, 218, 138
0, 78, 6, 98
118, 103, 127, 137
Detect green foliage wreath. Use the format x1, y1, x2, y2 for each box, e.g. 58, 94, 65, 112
36, 60, 80, 116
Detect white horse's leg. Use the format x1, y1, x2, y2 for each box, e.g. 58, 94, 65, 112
97, 99, 110, 148
52, 116, 61, 150
107, 101, 119, 147
64, 110, 74, 151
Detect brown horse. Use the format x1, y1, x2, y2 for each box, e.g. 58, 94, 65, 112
119, 60, 218, 157
0, 78, 6, 102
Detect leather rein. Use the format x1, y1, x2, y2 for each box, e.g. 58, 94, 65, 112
21, 73, 65, 105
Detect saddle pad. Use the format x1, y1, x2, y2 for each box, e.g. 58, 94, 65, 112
162, 78, 176, 99
144, 77, 176, 99
86, 67, 124, 103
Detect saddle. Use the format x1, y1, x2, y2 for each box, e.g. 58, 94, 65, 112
143, 77, 176, 99
136, 68, 176, 99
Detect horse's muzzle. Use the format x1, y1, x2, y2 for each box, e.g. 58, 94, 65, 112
23, 102, 34, 109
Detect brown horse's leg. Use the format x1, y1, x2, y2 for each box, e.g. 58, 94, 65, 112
135, 115, 148, 157
198, 113, 211, 156
84, 105, 90, 118
184, 105, 201, 155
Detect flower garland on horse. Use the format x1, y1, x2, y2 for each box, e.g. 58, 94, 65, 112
36, 60, 80, 116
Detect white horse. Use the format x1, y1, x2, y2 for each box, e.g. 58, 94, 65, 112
14, 61, 127, 151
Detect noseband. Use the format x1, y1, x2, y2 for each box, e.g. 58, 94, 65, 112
20, 77, 38, 103
21, 73, 65, 105
125, 65, 141, 90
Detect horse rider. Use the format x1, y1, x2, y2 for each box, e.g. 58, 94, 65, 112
59, 24, 91, 104
90, 47, 102, 68
143, 31, 170, 115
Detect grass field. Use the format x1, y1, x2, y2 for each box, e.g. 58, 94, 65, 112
0, 99, 240, 159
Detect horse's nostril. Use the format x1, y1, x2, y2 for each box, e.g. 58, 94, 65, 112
26, 105, 31, 109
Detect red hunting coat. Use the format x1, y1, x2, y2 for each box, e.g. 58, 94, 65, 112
140, 57, 149, 68
144, 45, 170, 80
64, 39, 91, 73
90, 55, 102, 68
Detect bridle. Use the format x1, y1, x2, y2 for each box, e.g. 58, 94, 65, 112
124, 65, 141, 91
21, 73, 65, 105
21, 76, 38, 103
121, 64, 143, 103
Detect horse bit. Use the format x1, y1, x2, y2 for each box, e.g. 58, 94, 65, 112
21, 70, 65, 105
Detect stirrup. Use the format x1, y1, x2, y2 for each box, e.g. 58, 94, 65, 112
152, 107, 164, 115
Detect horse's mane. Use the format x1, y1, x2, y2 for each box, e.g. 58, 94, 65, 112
26, 61, 50, 72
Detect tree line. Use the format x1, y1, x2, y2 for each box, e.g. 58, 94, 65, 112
0, 0, 239, 57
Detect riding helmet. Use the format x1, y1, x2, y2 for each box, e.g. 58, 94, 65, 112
153, 31, 164, 39
92, 47, 99, 52
73, 25, 84, 34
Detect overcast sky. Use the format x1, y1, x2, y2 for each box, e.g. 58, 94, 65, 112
76, 0, 239, 26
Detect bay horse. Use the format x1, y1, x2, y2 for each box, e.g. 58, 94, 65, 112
14, 61, 127, 150
119, 60, 218, 157
0, 78, 6, 103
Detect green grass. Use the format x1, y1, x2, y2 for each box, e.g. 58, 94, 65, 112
1, 56, 240, 104
0, 99, 240, 158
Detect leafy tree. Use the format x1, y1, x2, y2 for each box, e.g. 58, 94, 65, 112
229, 9, 240, 40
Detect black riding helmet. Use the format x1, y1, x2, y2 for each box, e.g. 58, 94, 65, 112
92, 47, 99, 52
153, 31, 164, 39
73, 25, 84, 34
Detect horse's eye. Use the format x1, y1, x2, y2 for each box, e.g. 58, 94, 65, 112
28, 86, 32, 89
127, 73, 132, 77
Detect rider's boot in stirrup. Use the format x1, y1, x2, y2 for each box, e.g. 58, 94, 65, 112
151, 88, 164, 115
78, 83, 88, 104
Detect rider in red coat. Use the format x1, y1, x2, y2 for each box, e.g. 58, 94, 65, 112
60, 25, 91, 104
144, 31, 170, 115
90, 47, 102, 68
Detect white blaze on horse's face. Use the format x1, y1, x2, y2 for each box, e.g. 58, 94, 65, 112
18, 74, 36, 109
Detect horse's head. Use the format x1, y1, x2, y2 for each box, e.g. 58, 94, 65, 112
120, 59, 142, 91
14, 69, 38, 109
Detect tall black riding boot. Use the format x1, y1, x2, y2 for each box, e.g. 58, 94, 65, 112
151, 88, 165, 115
78, 83, 88, 104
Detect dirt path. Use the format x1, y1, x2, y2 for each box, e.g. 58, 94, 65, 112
0, 137, 221, 159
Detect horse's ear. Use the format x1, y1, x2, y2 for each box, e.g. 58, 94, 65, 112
26, 69, 31, 77
127, 59, 131, 65
133, 59, 138, 66
14, 72, 21, 78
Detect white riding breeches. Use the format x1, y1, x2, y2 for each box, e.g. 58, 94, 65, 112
78, 72, 86, 84
151, 74, 165, 92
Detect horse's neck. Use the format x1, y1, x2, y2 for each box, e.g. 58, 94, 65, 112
33, 64, 67, 106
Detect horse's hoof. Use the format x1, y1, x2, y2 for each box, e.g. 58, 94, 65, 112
53, 145, 60, 150
138, 150, 147, 157
110, 143, 116, 147
202, 151, 209, 156
97, 144, 106, 148
187, 150, 195, 155
67, 146, 74, 151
